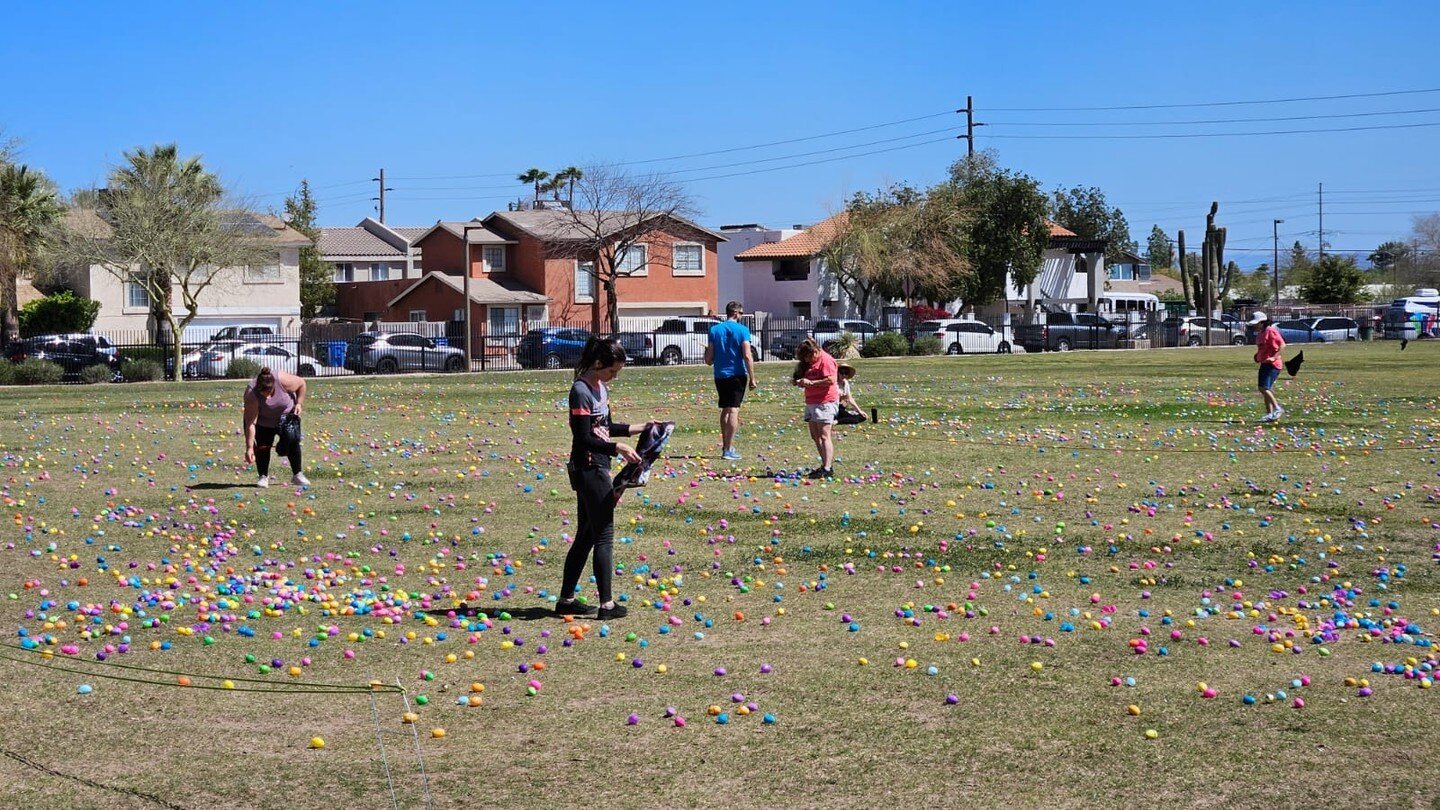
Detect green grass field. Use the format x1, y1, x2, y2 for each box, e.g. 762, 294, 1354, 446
1, 342, 1437, 809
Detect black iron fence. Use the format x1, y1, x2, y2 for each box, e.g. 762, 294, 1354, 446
2, 308, 1391, 384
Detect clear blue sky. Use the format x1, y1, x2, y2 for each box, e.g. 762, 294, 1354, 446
4, 1, 1437, 267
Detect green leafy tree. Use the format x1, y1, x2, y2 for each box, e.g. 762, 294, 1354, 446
284, 180, 332, 319
1049, 185, 1137, 264
0, 162, 65, 341
18, 290, 100, 336
1282, 240, 1312, 290
940, 154, 1050, 307
63, 143, 273, 379
1146, 224, 1173, 271
1301, 254, 1367, 304
1367, 240, 1410, 270
1231, 263, 1275, 303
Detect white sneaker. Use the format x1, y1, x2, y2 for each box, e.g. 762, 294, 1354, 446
1270, 406, 1283, 421
256, 475, 270, 488
291, 473, 310, 486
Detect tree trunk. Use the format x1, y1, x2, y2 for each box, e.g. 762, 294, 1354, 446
603, 278, 619, 333
1, 271, 18, 342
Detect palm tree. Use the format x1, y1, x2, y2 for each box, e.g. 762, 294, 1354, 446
553, 166, 583, 206
517, 168, 550, 206
0, 162, 64, 341
110, 144, 224, 338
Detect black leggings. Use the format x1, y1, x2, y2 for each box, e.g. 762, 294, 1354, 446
254, 424, 302, 478
561, 466, 617, 604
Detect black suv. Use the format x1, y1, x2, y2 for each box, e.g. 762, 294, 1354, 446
5, 334, 122, 380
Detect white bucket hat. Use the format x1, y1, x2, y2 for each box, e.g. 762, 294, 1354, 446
1247, 311, 1269, 325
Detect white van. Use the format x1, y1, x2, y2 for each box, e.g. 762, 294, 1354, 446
1381, 288, 1440, 340
1097, 293, 1160, 328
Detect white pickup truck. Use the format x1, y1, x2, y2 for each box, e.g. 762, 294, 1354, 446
645, 316, 763, 365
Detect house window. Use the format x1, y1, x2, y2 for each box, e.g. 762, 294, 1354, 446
452, 308, 464, 322
1108, 265, 1134, 281
616, 244, 648, 277
363, 311, 379, 323
483, 246, 506, 273
672, 243, 704, 277
245, 264, 281, 282
774, 259, 809, 281
126, 279, 151, 309
489, 306, 519, 336
408, 310, 426, 322
575, 261, 595, 301
792, 301, 812, 319
371, 262, 391, 281
333, 263, 354, 283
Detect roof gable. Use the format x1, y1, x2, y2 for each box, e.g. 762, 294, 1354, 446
484, 209, 725, 243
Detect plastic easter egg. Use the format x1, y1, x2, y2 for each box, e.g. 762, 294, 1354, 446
1144, 729, 1158, 740
309, 737, 325, 749
77, 684, 93, 695
1126, 704, 1141, 716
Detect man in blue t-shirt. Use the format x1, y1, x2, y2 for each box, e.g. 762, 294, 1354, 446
704, 300, 757, 461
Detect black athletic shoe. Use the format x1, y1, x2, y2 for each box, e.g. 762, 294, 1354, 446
554, 599, 596, 616
596, 604, 628, 620
806, 468, 828, 480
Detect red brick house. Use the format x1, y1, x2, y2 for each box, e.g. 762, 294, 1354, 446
332, 209, 724, 335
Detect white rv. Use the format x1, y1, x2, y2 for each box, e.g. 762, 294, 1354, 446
1381, 288, 1440, 340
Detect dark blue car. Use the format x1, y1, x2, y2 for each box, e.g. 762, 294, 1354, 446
514, 327, 592, 369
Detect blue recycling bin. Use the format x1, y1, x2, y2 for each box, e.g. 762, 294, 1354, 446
323, 340, 347, 367
433, 337, 448, 347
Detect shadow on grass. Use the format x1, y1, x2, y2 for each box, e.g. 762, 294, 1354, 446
421, 604, 555, 621
185, 482, 245, 490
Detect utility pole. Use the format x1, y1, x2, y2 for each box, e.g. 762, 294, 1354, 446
372, 168, 394, 223
1317, 182, 1324, 259
1272, 219, 1284, 307
957, 96, 983, 158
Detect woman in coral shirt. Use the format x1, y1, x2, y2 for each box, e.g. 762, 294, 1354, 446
792, 339, 839, 479
1248, 311, 1285, 423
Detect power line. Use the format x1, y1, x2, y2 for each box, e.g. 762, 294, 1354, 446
985, 120, 1440, 139
386, 109, 960, 181
987, 87, 1440, 112
683, 137, 955, 183
988, 106, 1440, 127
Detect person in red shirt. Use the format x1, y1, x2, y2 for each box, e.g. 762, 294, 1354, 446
1248, 311, 1285, 422
792, 339, 839, 479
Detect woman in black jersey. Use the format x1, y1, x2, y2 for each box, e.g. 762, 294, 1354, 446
556, 337, 652, 620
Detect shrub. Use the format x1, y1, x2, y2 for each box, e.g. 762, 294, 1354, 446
226, 358, 265, 380
0, 362, 14, 386
122, 359, 164, 382
79, 364, 115, 384
13, 358, 63, 385
860, 332, 910, 358
827, 331, 860, 359
910, 335, 943, 356
18, 290, 100, 337
119, 346, 169, 364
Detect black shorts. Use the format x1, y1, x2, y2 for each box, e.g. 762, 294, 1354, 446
715, 375, 748, 409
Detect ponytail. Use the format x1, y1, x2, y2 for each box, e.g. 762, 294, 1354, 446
575, 336, 628, 379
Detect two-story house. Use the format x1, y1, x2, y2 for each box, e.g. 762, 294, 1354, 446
60, 209, 311, 341
726, 214, 1107, 323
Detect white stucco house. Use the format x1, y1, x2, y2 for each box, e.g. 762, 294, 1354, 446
60, 209, 312, 341
317, 217, 427, 283
723, 214, 1107, 325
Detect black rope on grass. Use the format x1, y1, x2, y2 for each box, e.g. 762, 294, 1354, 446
2, 748, 189, 810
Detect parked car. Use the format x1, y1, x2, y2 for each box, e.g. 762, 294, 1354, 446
1161, 316, 1246, 347
1018, 311, 1127, 352
515, 327, 592, 370
648, 316, 762, 366
912, 319, 1013, 354
195, 341, 327, 378
814, 319, 880, 353
1275, 316, 1359, 344
208, 324, 279, 342
769, 328, 809, 360
5, 334, 121, 380
181, 340, 244, 378
344, 331, 467, 374
609, 331, 655, 364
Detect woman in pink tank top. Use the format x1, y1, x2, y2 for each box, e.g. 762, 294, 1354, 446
243, 367, 309, 488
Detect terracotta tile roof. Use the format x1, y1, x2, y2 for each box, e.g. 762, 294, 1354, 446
1046, 221, 1076, 237
733, 213, 848, 261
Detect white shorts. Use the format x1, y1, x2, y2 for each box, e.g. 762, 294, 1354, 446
804, 402, 839, 424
